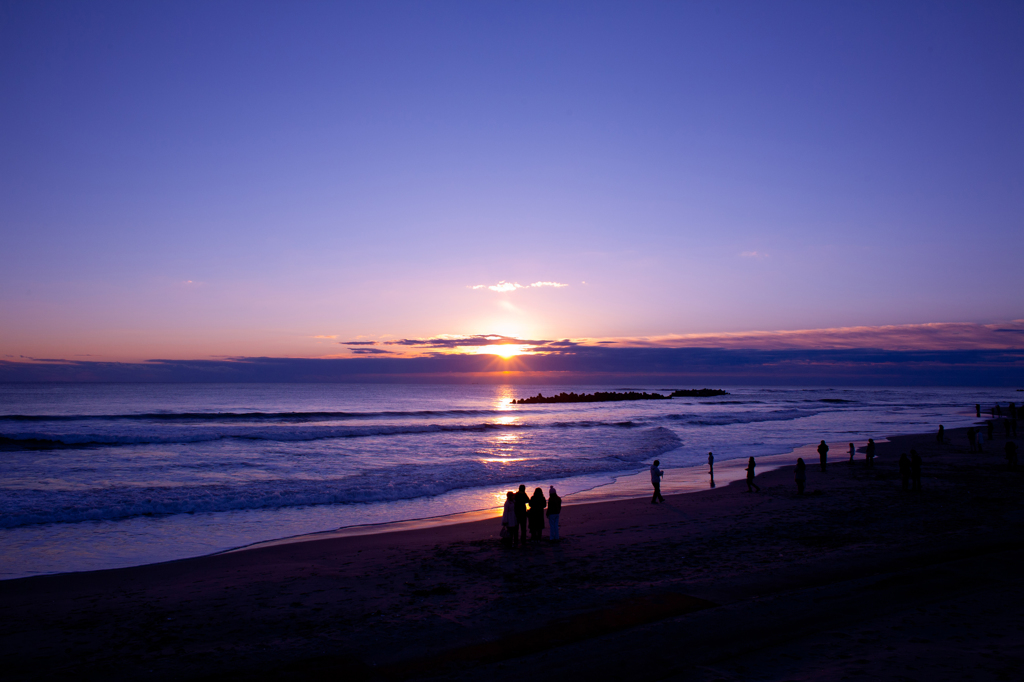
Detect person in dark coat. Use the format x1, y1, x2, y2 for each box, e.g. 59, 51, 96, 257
528, 487, 546, 541
899, 453, 911, 491
817, 440, 829, 472
513, 484, 530, 547
1005, 441, 1018, 471
546, 486, 562, 541
745, 457, 760, 492
848, 443, 855, 462
795, 457, 806, 495
910, 450, 922, 491
866, 438, 876, 468
937, 425, 945, 444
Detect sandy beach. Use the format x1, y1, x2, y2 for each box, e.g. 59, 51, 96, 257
2, 425, 1022, 681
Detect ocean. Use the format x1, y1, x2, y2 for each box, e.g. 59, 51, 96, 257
0, 383, 1015, 579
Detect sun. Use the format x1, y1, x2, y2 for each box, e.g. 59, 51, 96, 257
491, 344, 528, 358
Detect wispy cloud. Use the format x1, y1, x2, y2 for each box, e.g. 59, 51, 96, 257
739, 251, 768, 259
470, 280, 569, 292
311, 335, 338, 339
347, 347, 395, 355
340, 340, 378, 345
609, 321, 1024, 351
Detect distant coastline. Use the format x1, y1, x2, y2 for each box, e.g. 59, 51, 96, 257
512, 388, 728, 404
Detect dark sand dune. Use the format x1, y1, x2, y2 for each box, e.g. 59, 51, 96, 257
1, 426, 1022, 681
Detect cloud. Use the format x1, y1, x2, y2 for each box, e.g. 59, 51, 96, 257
470, 280, 568, 292
340, 340, 378, 345
611, 321, 1024, 352
347, 347, 395, 355
312, 335, 338, 339
392, 334, 552, 349
740, 251, 768, 259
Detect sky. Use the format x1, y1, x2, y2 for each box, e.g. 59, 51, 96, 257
1, 1, 1022, 382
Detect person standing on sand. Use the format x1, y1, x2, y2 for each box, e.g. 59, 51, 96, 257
818, 440, 829, 472
501, 491, 515, 547
899, 453, 911, 491
848, 443, 855, 462
547, 486, 562, 541
708, 452, 715, 488
1005, 441, 1018, 471
650, 459, 665, 503
910, 450, 922, 491
745, 457, 760, 492
795, 458, 806, 495
513, 485, 530, 547
937, 425, 945, 444
528, 487, 546, 541
866, 438, 876, 467
977, 428, 985, 453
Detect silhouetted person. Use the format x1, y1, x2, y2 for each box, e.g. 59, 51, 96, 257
848, 442, 855, 462
866, 438, 876, 468
528, 487, 546, 541
976, 404, 981, 418
818, 440, 829, 472
996, 404, 1002, 417
910, 450, 922, 491
513, 485, 529, 547
968, 427, 977, 453
547, 486, 561, 541
795, 457, 806, 495
1012, 403, 1019, 420
937, 425, 945, 444
987, 420, 994, 440
745, 457, 760, 492
650, 459, 665, 503
899, 453, 911, 491
977, 428, 985, 453
501, 491, 515, 547
1006, 441, 1018, 471
708, 452, 715, 488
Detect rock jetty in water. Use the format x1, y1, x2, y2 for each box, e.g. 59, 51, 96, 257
512, 388, 728, 404
669, 388, 729, 397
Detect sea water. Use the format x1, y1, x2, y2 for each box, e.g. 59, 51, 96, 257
0, 383, 1014, 579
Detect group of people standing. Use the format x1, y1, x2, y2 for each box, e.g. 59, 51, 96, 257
501, 484, 562, 547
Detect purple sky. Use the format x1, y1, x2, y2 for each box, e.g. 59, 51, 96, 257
2, 1, 1022, 368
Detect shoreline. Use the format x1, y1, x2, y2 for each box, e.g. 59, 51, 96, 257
3, 424, 1021, 681
225, 444, 817, 554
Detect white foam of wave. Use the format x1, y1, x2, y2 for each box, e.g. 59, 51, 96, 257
0, 427, 681, 528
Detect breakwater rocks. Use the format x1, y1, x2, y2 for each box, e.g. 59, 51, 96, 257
512, 388, 728, 404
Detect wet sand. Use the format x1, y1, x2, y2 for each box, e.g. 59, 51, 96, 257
1, 426, 1022, 681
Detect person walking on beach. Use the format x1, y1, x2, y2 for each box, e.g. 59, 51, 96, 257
501, 491, 516, 547
528, 487, 546, 541
651, 459, 665, 503
987, 420, 994, 440
848, 443, 855, 463
745, 457, 760, 492
547, 486, 562, 542
937, 425, 945, 445
899, 453, 911, 492
795, 457, 806, 495
910, 450, 922, 491
818, 440, 829, 472
513, 485, 530, 547
708, 452, 715, 488
866, 438, 876, 467
976, 404, 981, 418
